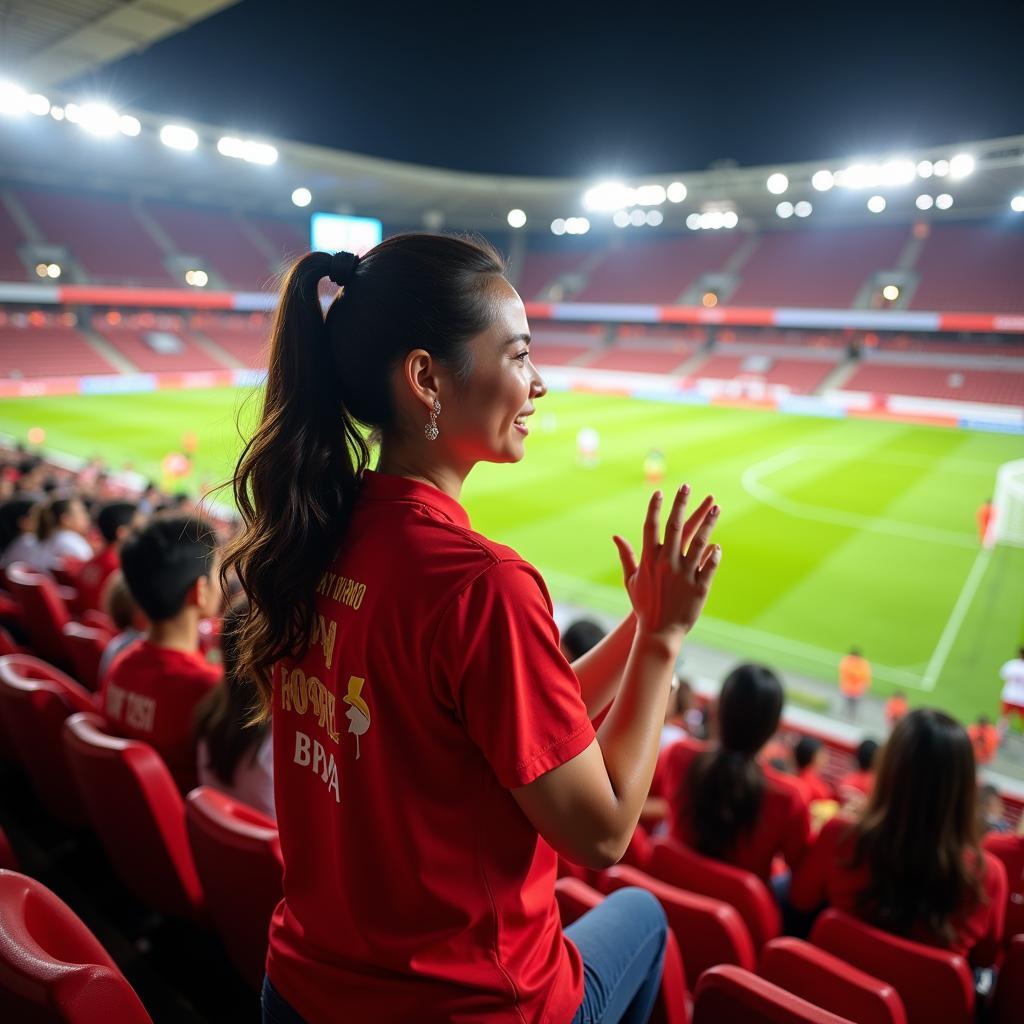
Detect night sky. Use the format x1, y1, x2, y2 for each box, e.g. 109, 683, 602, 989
65, 0, 1024, 177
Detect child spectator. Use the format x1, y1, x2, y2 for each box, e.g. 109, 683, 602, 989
968, 715, 1000, 766
74, 501, 137, 613
663, 663, 810, 885
194, 599, 274, 819
791, 709, 1007, 962
36, 496, 93, 571
837, 738, 878, 810
100, 516, 222, 792
96, 572, 147, 685
794, 736, 835, 803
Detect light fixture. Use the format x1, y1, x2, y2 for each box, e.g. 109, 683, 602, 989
613, 210, 630, 228
160, 124, 199, 151
583, 182, 635, 212
78, 102, 120, 137
811, 170, 834, 191
722, 211, 739, 228
506, 208, 526, 228
667, 181, 687, 203
217, 135, 278, 165
0, 81, 27, 116
882, 284, 900, 301
702, 292, 718, 308
291, 187, 312, 208
629, 209, 646, 226
915, 194, 934, 210
635, 184, 666, 206
645, 209, 664, 226
948, 153, 974, 179
932, 159, 950, 177
34, 263, 48, 278
26, 93, 50, 116
916, 160, 934, 179
793, 201, 812, 218
550, 218, 566, 235
685, 213, 701, 230
775, 201, 794, 219
867, 195, 886, 213
935, 193, 953, 210
1011, 195, 1024, 213
119, 114, 141, 137
767, 173, 789, 195
184, 269, 209, 287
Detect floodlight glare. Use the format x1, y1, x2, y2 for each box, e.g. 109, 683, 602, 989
867, 195, 886, 213
645, 209, 664, 226
932, 159, 950, 177
667, 181, 687, 203
506, 208, 527, 228
64, 103, 81, 124
291, 188, 312, 208
119, 114, 141, 137
161, 124, 199, 151
26, 93, 50, 117
50, 106, 65, 121
701, 211, 725, 229
935, 193, 953, 210
916, 160, 934, 179
775, 201, 794, 219
613, 210, 630, 228
811, 170, 834, 191
635, 184, 666, 206
217, 136, 277, 164
767, 173, 789, 195
685, 213, 701, 230
0, 81, 27, 116
949, 153, 974, 179
880, 159, 916, 186
629, 209, 646, 226
551, 218, 567, 235
35, 263, 48, 278
78, 102, 120, 137
1011, 195, 1024, 213
45, 263, 61, 279
915, 194, 934, 210
583, 182, 635, 211
794, 201, 812, 218
185, 269, 209, 287
722, 211, 739, 228
564, 217, 590, 235
882, 284, 899, 301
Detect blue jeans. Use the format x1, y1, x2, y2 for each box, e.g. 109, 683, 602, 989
261, 887, 668, 1024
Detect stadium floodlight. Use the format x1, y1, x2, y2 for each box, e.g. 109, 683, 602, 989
935, 193, 953, 210
46, 263, 61, 279
700, 211, 725, 229
702, 292, 718, 308
645, 209, 664, 226
811, 170, 834, 192
880, 159, 916, 186
867, 195, 886, 213
506, 208, 527, 228
775, 201, 794, 219
583, 182, 635, 212
291, 187, 312, 208
78, 102, 120, 137
63, 103, 81, 124
635, 184, 667, 206
26, 93, 50, 117
563, 217, 590, 235
722, 211, 739, 228
915, 194, 934, 210
793, 201, 812, 218
685, 213, 701, 230
613, 210, 630, 228
932, 158, 950, 177
949, 153, 974, 179
629, 209, 646, 226
550, 218, 567, 235
1011, 195, 1024, 213
34, 263, 48, 278
118, 114, 141, 137
184, 269, 209, 287
161, 124, 199, 151
882, 284, 899, 301
916, 160, 934, 178
50, 105, 65, 121
667, 181, 687, 203
766, 172, 788, 195
217, 135, 278, 165
0, 81, 28, 116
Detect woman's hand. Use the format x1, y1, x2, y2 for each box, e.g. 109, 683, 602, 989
612, 484, 720, 643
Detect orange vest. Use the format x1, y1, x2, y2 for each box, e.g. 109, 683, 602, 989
839, 655, 871, 697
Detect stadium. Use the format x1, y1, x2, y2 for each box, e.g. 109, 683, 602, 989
0, 2, 1022, 1022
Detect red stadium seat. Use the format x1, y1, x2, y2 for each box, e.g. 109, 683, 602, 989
0, 869, 152, 1023
184, 787, 283, 988
760, 937, 907, 1024
993, 933, 1024, 1024
810, 908, 974, 1024
4, 564, 74, 668
0, 654, 96, 826
0, 826, 18, 870
554, 877, 690, 1024
61, 712, 205, 922
60, 623, 109, 692
982, 831, 1024, 944
649, 835, 781, 949
599, 864, 757, 986
693, 965, 854, 1023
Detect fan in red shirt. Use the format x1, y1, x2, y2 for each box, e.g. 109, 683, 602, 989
100, 515, 222, 793
794, 735, 836, 804
661, 664, 811, 885
220, 236, 724, 1024
836, 738, 879, 811
73, 500, 137, 614
790, 709, 1007, 963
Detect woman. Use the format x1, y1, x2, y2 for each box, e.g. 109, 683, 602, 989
790, 709, 1007, 961
222, 235, 722, 1024
662, 663, 810, 884
194, 599, 274, 819
36, 495, 93, 570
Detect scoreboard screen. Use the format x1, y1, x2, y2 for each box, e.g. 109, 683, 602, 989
310, 213, 383, 255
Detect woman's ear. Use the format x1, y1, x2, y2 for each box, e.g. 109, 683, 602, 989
402, 348, 443, 413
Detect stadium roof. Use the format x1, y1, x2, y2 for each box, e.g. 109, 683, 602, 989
0, 0, 238, 87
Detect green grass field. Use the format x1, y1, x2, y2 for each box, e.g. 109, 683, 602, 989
2, 386, 1022, 723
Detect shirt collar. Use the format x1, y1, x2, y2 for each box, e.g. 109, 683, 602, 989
359, 469, 471, 529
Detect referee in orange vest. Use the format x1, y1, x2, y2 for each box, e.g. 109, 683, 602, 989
839, 647, 872, 720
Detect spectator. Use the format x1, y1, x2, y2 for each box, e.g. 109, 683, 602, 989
794, 736, 834, 803
837, 739, 879, 809
96, 572, 147, 685
659, 675, 693, 750
838, 647, 871, 720
36, 496, 93, 570
74, 500, 138, 613
977, 784, 1009, 835
0, 495, 43, 571
560, 617, 606, 661
998, 647, 1024, 742
884, 690, 908, 730
791, 709, 1007, 962
968, 715, 999, 766
100, 515, 222, 792
221, 238, 723, 1023
194, 599, 274, 819
663, 663, 810, 886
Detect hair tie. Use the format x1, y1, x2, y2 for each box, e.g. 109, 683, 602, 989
328, 250, 359, 287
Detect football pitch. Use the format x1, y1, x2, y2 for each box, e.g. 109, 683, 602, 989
2, 385, 1022, 724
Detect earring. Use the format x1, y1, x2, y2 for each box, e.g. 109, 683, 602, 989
424, 398, 441, 441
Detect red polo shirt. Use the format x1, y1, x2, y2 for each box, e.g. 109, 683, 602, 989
791, 816, 1006, 963
660, 736, 810, 882
100, 640, 221, 792
266, 471, 594, 1024
74, 544, 120, 614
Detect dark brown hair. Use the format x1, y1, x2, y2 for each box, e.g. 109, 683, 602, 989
221, 233, 506, 716
684, 663, 783, 858
850, 708, 986, 945
36, 496, 76, 543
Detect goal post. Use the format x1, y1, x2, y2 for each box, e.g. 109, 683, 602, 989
993, 458, 1024, 548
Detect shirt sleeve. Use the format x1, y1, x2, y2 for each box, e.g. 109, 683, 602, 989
789, 816, 841, 911
430, 560, 596, 789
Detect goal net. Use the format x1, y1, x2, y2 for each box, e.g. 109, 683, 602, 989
993, 458, 1024, 548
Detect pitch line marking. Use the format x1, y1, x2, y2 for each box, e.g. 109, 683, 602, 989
919, 547, 992, 692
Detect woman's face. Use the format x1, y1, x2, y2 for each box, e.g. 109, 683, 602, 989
439, 278, 546, 466
62, 499, 91, 536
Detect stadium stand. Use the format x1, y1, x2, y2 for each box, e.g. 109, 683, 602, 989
516, 245, 595, 300
690, 353, 842, 394
529, 322, 605, 365
190, 313, 271, 369
0, 199, 29, 281
840, 363, 1024, 406
247, 214, 308, 267
92, 315, 229, 373
0, 318, 121, 378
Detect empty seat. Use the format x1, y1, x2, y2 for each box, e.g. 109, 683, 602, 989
993, 933, 1024, 1024
61, 712, 205, 922
184, 787, 283, 988
810, 908, 974, 1024
60, 624, 109, 693
0, 869, 152, 1023
0, 654, 96, 826
5, 564, 74, 668
693, 965, 854, 1023
982, 831, 1024, 945
760, 937, 907, 1024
